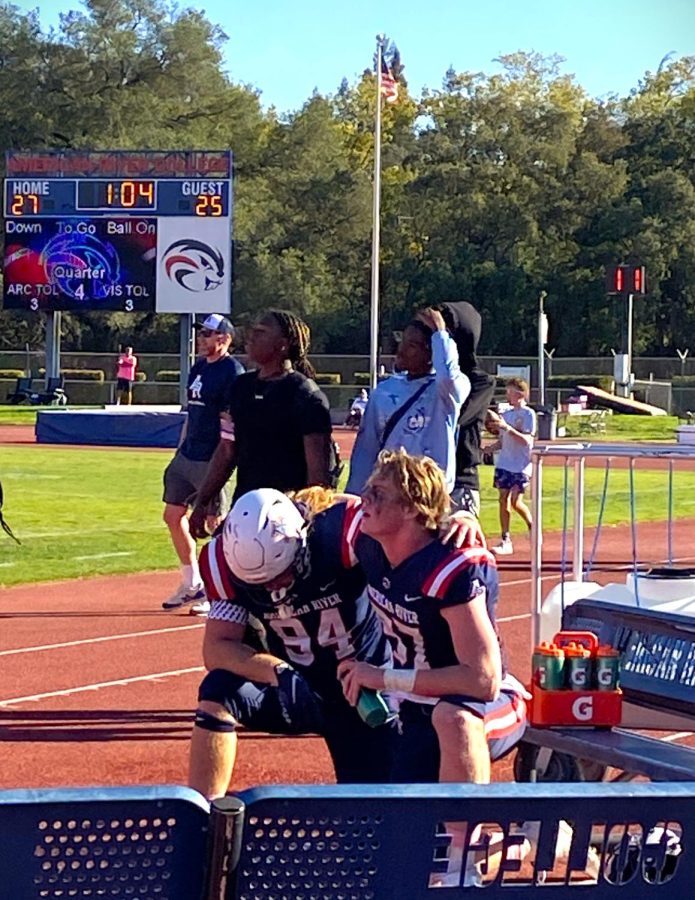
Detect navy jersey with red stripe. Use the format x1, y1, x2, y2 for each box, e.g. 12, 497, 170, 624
199, 499, 390, 701
352, 524, 500, 676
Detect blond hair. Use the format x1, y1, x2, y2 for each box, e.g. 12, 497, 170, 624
506, 377, 529, 398
369, 449, 450, 533
289, 486, 338, 522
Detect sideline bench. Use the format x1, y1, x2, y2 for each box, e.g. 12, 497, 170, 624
0, 785, 209, 899
3, 782, 695, 898
516, 599, 695, 783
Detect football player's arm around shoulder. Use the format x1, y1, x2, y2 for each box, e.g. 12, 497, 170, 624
314, 494, 364, 570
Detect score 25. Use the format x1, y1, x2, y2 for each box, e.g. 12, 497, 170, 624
195, 195, 223, 217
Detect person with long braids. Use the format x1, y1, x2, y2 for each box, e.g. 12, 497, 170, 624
188, 310, 334, 544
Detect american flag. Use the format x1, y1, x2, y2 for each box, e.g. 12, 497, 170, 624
380, 57, 398, 103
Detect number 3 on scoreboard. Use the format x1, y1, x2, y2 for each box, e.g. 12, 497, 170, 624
195, 195, 223, 217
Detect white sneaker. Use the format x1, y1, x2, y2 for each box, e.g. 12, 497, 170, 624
492, 537, 513, 556
162, 584, 206, 610
189, 599, 211, 617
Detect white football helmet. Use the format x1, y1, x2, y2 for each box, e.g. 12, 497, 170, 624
222, 489, 307, 585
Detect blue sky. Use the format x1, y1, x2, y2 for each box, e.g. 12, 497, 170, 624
16, 0, 695, 112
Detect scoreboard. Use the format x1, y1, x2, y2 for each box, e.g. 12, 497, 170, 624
2, 150, 233, 313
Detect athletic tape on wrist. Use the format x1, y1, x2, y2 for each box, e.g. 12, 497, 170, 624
383, 669, 417, 693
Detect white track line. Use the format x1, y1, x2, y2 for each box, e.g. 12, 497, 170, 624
74, 552, 135, 561
0, 667, 204, 707
0, 624, 204, 657
497, 613, 531, 623
660, 732, 693, 743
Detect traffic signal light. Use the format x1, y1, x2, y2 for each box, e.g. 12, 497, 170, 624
606, 264, 646, 295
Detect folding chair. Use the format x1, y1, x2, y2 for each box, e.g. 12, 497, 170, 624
33, 376, 67, 406
6, 376, 33, 405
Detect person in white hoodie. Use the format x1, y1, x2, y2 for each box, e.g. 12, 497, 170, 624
346, 307, 470, 495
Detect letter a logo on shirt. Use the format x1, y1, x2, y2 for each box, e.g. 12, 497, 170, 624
189, 375, 203, 400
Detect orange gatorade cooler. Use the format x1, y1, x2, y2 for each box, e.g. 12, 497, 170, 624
564, 642, 592, 690
595, 645, 621, 691
531, 642, 565, 690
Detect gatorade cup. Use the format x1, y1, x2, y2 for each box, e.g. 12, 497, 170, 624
564, 642, 593, 690
595, 645, 621, 691
357, 689, 391, 727
531, 642, 565, 690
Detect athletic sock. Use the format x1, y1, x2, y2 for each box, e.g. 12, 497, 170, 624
182, 562, 202, 591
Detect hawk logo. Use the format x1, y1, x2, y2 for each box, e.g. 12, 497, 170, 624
163, 239, 224, 293
406, 407, 427, 433
189, 375, 203, 400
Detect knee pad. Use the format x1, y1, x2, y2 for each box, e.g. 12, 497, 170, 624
198, 668, 246, 705
193, 708, 236, 734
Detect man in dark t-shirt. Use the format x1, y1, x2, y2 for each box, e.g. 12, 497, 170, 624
222, 369, 332, 500
188, 310, 334, 539
161, 314, 244, 610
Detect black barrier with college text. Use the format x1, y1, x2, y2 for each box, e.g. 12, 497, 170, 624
228, 782, 695, 898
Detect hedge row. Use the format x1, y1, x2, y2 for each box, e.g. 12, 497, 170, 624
32, 369, 148, 382
354, 372, 390, 385
547, 375, 615, 392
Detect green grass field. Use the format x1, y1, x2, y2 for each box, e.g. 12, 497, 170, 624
2, 444, 694, 587
0, 405, 99, 424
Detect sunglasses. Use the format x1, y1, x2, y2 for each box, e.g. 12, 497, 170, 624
362, 484, 402, 506
199, 328, 218, 338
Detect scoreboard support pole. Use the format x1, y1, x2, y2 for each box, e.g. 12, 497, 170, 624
179, 314, 194, 407
45, 311, 62, 385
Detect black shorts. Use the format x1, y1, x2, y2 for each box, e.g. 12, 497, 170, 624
199, 668, 395, 783
117, 378, 133, 391
390, 689, 527, 783
162, 450, 229, 514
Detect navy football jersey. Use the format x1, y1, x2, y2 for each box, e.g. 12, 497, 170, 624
199, 499, 390, 701
350, 505, 502, 703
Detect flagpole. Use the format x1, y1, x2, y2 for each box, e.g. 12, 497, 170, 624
369, 34, 385, 392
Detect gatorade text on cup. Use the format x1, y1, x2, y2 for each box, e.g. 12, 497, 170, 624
595, 645, 621, 691
564, 642, 593, 690
532, 642, 565, 691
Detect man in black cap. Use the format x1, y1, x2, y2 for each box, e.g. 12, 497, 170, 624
438, 302, 495, 517
161, 313, 244, 610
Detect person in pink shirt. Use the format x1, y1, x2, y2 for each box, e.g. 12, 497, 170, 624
116, 346, 138, 405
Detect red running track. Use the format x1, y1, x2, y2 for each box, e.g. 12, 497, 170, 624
1, 424, 695, 790
2, 519, 695, 791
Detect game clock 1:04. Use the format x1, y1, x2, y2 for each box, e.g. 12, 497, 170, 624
77, 180, 156, 210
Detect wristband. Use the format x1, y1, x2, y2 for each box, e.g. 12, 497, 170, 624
383, 668, 417, 693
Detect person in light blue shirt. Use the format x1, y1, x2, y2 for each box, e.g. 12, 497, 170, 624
346, 307, 470, 495
486, 378, 537, 556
